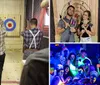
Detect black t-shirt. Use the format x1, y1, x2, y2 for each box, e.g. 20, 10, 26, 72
79, 22, 93, 37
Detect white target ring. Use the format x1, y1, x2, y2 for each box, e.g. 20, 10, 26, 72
6, 21, 14, 29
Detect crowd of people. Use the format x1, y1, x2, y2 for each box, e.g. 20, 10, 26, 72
50, 45, 100, 85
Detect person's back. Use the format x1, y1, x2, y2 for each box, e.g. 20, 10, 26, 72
23, 28, 43, 50
22, 18, 43, 50
20, 48, 49, 85
21, 18, 43, 60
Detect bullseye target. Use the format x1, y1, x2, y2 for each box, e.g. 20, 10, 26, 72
4, 18, 16, 31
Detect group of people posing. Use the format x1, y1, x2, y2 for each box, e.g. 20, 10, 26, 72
56, 5, 95, 42
50, 46, 100, 85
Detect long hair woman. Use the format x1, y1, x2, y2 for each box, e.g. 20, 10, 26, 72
78, 10, 95, 42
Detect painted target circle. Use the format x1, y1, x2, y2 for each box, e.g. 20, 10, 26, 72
4, 18, 16, 31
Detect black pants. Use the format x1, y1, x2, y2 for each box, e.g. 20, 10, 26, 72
0, 53, 5, 85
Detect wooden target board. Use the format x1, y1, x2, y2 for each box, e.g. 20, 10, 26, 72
0, 14, 20, 37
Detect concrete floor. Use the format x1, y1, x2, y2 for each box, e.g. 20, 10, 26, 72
1, 49, 23, 85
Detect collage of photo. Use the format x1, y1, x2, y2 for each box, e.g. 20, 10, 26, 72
0, 0, 100, 85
